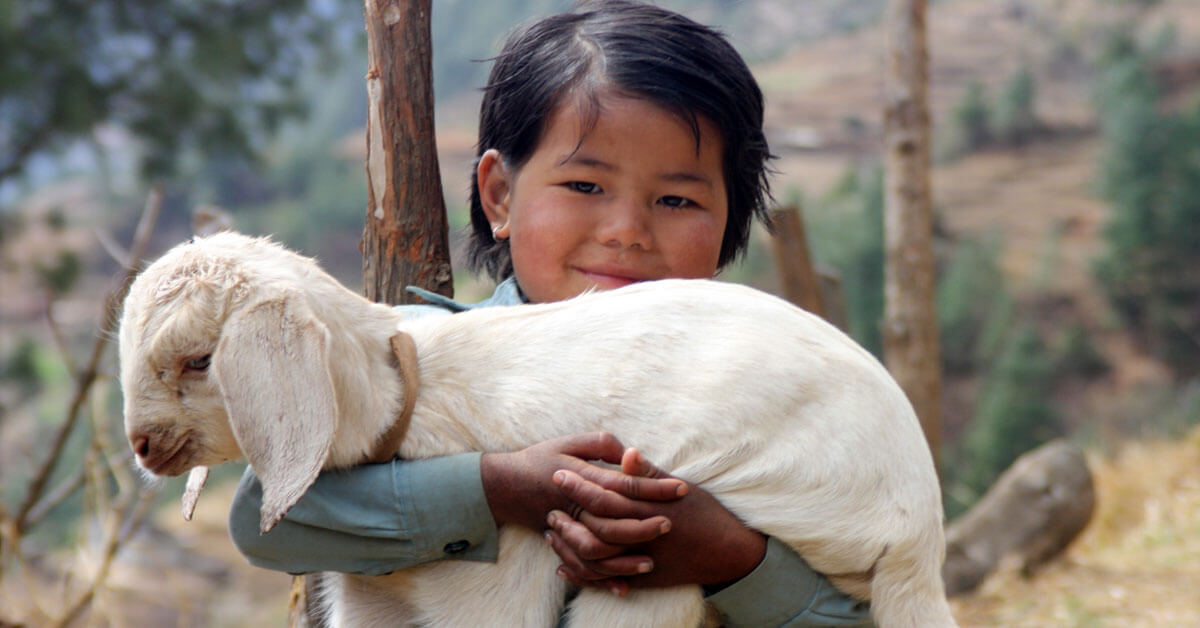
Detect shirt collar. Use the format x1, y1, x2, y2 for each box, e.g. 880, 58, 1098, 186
405, 276, 527, 312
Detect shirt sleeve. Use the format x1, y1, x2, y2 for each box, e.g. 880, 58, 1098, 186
705, 536, 875, 628
228, 453, 500, 576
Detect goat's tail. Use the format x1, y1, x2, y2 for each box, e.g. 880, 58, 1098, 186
867, 539, 959, 628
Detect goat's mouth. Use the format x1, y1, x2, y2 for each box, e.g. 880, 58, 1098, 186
140, 434, 197, 477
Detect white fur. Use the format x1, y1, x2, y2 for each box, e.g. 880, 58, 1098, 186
119, 232, 957, 628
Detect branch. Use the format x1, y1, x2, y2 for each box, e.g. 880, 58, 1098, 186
42, 289, 78, 378
94, 228, 131, 268
52, 486, 159, 628
14, 187, 162, 532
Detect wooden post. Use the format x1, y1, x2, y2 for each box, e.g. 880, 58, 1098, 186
882, 0, 942, 462
361, 0, 453, 305
290, 2, 455, 625
769, 205, 826, 317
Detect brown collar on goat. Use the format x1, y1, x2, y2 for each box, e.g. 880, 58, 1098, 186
368, 332, 420, 464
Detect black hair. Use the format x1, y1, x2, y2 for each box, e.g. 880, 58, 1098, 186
466, 0, 774, 281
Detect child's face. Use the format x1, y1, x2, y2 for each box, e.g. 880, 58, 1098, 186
478, 93, 729, 303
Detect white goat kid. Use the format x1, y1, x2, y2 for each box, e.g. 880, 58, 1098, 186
119, 232, 957, 628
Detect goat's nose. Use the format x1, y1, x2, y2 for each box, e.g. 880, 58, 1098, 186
130, 432, 151, 458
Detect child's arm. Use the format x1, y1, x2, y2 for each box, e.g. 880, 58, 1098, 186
545, 452, 876, 627
227, 433, 680, 576
229, 454, 499, 575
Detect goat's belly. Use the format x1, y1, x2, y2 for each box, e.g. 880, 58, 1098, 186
327, 528, 568, 627
325, 572, 420, 628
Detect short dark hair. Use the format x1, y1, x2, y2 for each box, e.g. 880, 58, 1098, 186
466, 0, 774, 281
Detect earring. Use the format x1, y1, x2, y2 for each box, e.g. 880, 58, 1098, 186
492, 222, 509, 242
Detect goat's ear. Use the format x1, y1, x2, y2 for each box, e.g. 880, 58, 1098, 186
212, 292, 338, 533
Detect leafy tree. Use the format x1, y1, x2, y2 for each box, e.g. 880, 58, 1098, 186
992, 66, 1040, 145
937, 232, 1012, 373
0, 0, 349, 184
1093, 32, 1200, 375
942, 81, 991, 158
946, 323, 1062, 515
810, 165, 886, 356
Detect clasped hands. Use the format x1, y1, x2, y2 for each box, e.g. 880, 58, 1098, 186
480, 432, 766, 597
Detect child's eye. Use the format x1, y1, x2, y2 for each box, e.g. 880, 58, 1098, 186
567, 181, 601, 195
659, 195, 694, 209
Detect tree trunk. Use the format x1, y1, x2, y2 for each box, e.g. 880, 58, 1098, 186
291, 3, 453, 625
361, 0, 453, 305
882, 0, 942, 462
942, 440, 1095, 596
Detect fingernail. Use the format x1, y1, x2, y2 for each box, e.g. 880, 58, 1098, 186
637, 561, 653, 574
659, 520, 671, 534
552, 470, 566, 486
610, 584, 625, 597
546, 512, 558, 527
556, 566, 569, 580
676, 482, 688, 497
543, 530, 553, 544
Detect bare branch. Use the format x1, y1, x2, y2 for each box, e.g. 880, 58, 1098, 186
15, 187, 162, 532
94, 228, 130, 268
42, 290, 77, 378
52, 487, 158, 628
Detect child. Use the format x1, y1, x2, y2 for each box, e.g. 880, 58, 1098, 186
230, 1, 874, 625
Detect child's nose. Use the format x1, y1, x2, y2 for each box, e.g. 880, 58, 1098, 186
597, 200, 652, 251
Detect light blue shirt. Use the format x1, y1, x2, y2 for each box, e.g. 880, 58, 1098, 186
229, 277, 874, 627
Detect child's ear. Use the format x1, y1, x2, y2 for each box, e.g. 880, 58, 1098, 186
477, 149, 512, 238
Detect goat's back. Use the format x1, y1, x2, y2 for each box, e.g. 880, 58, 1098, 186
392, 279, 951, 626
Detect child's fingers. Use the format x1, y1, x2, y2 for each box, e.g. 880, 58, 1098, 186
554, 469, 636, 516
552, 564, 630, 598
551, 432, 627, 465
548, 505, 670, 546
546, 510, 622, 560
578, 511, 672, 546
561, 464, 687, 504
543, 524, 654, 579
620, 447, 668, 479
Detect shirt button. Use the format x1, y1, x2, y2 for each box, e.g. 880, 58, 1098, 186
443, 540, 470, 554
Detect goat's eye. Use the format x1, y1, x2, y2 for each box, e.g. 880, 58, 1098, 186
184, 354, 212, 371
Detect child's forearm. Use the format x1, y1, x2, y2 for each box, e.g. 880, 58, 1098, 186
706, 537, 876, 627
228, 455, 498, 575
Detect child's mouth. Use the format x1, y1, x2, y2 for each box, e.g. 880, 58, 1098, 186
580, 269, 642, 290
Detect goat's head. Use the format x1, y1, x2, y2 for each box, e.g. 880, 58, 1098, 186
119, 232, 340, 531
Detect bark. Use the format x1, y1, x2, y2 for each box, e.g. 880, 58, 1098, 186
943, 440, 1096, 596
769, 206, 826, 318
361, 0, 453, 305
882, 0, 942, 461
291, 3, 453, 625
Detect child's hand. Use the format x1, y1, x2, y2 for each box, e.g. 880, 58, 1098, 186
479, 433, 685, 536
544, 448, 767, 595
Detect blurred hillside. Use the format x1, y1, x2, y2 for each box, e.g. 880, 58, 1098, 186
2, 0, 1200, 625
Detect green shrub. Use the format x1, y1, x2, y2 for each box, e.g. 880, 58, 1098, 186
937, 232, 1011, 373
35, 250, 81, 295
946, 322, 1063, 515
940, 81, 992, 159
808, 165, 885, 356
992, 66, 1040, 145
1053, 324, 1110, 379
1093, 32, 1200, 375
